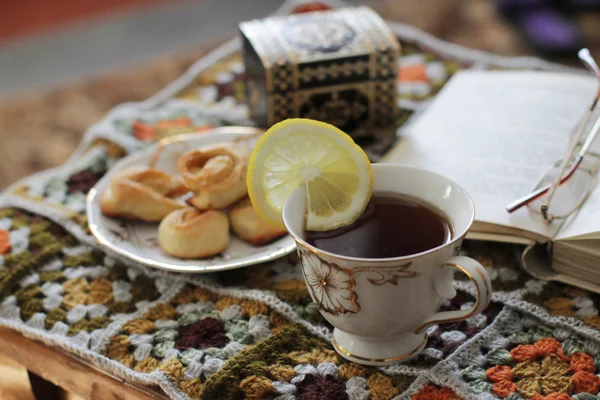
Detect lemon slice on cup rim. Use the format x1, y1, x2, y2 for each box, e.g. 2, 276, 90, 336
247, 118, 373, 232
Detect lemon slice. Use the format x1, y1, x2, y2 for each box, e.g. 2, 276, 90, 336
247, 118, 373, 231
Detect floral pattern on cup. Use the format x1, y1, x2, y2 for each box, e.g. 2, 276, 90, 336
299, 249, 360, 315
299, 250, 425, 316
354, 262, 420, 286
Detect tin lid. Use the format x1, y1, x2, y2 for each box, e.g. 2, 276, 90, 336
239, 6, 400, 69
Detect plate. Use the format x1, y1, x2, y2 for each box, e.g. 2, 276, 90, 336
87, 127, 296, 273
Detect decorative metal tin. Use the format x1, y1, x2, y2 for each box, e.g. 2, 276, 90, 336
240, 6, 400, 140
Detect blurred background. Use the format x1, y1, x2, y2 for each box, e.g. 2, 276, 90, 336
0, 0, 599, 190
1, 0, 600, 398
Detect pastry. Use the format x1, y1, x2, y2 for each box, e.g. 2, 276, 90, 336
100, 167, 188, 222
230, 198, 287, 245
177, 143, 249, 209
158, 207, 229, 258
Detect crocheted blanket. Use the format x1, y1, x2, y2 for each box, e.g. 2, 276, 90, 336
0, 1, 594, 399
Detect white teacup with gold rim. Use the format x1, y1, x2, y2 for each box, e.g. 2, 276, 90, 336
282, 164, 492, 366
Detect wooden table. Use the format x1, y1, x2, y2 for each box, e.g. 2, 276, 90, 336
0, 328, 168, 400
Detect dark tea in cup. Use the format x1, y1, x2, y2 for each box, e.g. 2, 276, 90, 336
305, 193, 453, 258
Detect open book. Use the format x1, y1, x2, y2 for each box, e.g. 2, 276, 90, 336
383, 70, 600, 291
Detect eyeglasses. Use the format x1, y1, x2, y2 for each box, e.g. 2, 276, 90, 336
519, 153, 600, 222
506, 48, 600, 223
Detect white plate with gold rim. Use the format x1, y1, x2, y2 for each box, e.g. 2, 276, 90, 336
87, 127, 296, 273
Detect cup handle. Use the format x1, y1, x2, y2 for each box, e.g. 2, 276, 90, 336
414, 256, 492, 335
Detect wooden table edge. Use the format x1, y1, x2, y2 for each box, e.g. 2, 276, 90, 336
0, 326, 169, 400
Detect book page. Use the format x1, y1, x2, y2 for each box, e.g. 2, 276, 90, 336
556, 185, 600, 240
556, 114, 600, 241
555, 239, 600, 256
384, 70, 596, 239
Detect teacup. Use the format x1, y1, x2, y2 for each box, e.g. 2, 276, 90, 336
282, 164, 492, 366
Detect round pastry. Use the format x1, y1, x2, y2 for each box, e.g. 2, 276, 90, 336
158, 207, 229, 258
230, 198, 287, 246
177, 143, 249, 209
100, 167, 188, 222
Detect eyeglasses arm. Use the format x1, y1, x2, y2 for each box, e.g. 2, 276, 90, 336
505, 157, 583, 213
